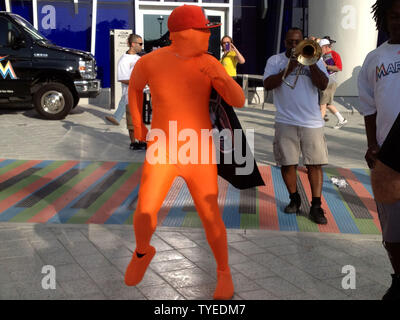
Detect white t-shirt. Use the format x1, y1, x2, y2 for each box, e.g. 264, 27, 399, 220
263, 52, 329, 128
117, 53, 141, 98
357, 41, 400, 147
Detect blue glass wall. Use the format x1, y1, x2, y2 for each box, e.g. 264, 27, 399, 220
38, 1, 92, 52
10, 0, 32, 21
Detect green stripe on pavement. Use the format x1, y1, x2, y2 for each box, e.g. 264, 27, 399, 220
353, 218, 381, 235
296, 215, 320, 233
182, 212, 203, 228
240, 213, 259, 229
240, 188, 260, 229
125, 212, 134, 225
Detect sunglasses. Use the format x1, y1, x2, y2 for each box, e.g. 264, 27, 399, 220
135, 42, 143, 46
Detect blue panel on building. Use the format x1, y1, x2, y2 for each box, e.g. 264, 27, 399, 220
95, 1, 134, 88
38, 1, 91, 53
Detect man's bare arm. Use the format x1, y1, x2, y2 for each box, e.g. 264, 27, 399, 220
309, 64, 329, 90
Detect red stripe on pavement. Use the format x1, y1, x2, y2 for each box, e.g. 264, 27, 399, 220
337, 168, 381, 232
0, 160, 42, 183
87, 166, 143, 224
157, 177, 185, 226
0, 161, 79, 213
298, 167, 340, 233
258, 166, 279, 230
28, 162, 117, 223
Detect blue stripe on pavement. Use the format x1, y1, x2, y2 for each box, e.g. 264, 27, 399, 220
322, 171, 360, 234
270, 166, 299, 232
222, 184, 241, 229
0, 159, 16, 168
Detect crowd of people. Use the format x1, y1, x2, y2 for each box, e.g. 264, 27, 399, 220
102, 0, 399, 301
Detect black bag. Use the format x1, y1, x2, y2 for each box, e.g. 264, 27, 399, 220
378, 112, 400, 173
209, 89, 265, 190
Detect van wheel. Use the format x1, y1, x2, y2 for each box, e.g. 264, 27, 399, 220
33, 83, 73, 120
73, 93, 80, 108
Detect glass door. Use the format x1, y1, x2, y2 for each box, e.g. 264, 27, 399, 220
140, 10, 170, 53
137, 8, 226, 58
204, 9, 225, 60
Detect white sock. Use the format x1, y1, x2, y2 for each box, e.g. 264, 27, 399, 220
335, 112, 345, 122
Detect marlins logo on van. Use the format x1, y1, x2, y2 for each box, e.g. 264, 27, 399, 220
0, 56, 18, 79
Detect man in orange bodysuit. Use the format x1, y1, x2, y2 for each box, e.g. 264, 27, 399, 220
124, 5, 245, 300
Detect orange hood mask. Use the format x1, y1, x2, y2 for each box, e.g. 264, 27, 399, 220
169, 29, 211, 58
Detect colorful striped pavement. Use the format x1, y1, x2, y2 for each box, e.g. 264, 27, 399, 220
0, 159, 381, 235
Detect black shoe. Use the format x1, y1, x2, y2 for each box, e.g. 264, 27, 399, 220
382, 274, 400, 300
284, 194, 301, 214
130, 141, 147, 150
309, 206, 327, 225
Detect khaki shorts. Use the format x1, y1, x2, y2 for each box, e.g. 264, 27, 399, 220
125, 106, 133, 130
320, 81, 337, 105
273, 122, 329, 166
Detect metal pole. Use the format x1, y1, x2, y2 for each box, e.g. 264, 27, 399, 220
276, 0, 285, 54
5, 0, 11, 12
91, 0, 97, 55
73, 0, 79, 15
32, 0, 38, 29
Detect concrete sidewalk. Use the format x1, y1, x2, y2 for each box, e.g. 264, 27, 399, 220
0, 223, 391, 300
0, 101, 391, 300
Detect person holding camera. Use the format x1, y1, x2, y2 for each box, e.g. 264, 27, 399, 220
220, 35, 245, 77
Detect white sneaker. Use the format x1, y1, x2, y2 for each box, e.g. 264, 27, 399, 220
333, 119, 347, 129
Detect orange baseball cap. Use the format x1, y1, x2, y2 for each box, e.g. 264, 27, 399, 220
168, 5, 221, 32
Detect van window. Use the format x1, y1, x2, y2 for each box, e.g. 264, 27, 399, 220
0, 17, 22, 47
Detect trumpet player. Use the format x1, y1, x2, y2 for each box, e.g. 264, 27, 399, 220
263, 28, 330, 225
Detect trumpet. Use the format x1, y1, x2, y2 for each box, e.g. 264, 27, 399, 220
282, 39, 322, 89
